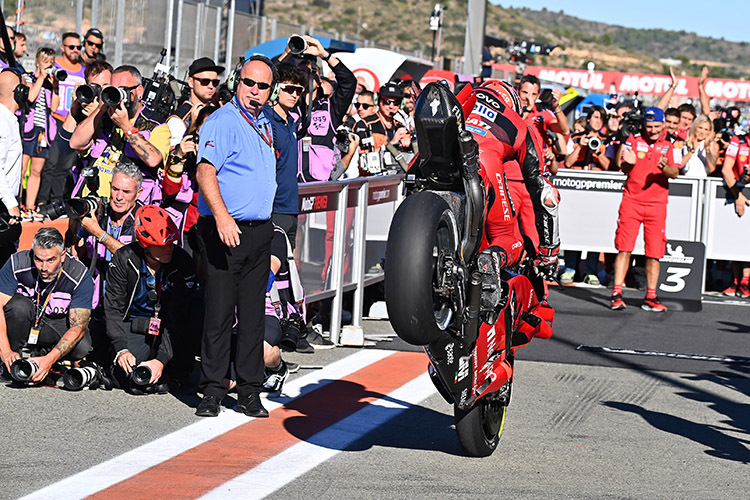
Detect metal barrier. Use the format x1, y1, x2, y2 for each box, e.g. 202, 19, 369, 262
296, 175, 403, 344
701, 179, 750, 261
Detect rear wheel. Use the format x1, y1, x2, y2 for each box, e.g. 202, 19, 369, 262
385, 192, 460, 345
454, 391, 509, 457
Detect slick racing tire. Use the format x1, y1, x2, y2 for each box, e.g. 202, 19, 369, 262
454, 396, 507, 458
385, 192, 459, 345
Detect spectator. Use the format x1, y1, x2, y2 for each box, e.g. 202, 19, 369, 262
12, 31, 26, 61
0, 69, 23, 224
70, 65, 169, 204
658, 65, 711, 132
719, 127, 750, 298
611, 107, 681, 312
21, 48, 60, 213
681, 114, 719, 178
355, 76, 368, 94
664, 108, 681, 141
675, 103, 697, 141
81, 28, 105, 65
104, 205, 197, 394
283, 35, 356, 182
36, 32, 87, 206
166, 57, 224, 148
194, 56, 277, 418
263, 62, 307, 247
348, 90, 376, 126
0, 27, 22, 72
0, 227, 94, 383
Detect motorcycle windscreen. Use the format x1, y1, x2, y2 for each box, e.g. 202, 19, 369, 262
414, 82, 465, 183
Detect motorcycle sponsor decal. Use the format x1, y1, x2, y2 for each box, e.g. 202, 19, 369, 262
445, 342, 454, 365
455, 356, 470, 383
459, 388, 468, 405
486, 325, 497, 358
430, 96, 440, 116
299, 194, 337, 213
474, 89, 504, 112
494, 173, 512, 222
467, 125, 487, 137
472, 103, 497, 121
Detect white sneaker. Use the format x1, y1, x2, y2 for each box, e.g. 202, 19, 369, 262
262, 361, 290, 393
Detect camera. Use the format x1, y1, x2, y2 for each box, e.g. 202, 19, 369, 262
588, 136, 602, 151
287, 35, 309, 56
130, 365, 152, 386
101, 86, 130, 107
62, 361, 112, 391
279, 313, 307, 352
47, 68, 68, 81
617, 109, 643, 143
142, 49, 181, 123
40, 195, 104, 221
335, 126, 351, 154
75, 83, 102, 105
10, 358, 39, 383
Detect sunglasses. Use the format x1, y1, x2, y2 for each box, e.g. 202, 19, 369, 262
354, 102, 373, 110
146, 275, 158, 302
86, 40, 103, 49
239, 77, 272, 90
195, 77, 220, 87
65, 44, 82, 50
381, 98, 402, 106
279, 83, 304, 95
403, 93, 414, 99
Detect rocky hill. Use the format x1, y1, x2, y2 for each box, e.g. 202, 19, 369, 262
263, 0, 749, 78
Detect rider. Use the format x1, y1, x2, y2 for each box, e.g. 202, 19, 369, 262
461, 81, 560, 280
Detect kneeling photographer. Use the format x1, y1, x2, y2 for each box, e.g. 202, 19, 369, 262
104, 205, 197, 394
0, 228, 94, 384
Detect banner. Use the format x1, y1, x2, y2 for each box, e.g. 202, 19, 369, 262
493, 63, 750, 102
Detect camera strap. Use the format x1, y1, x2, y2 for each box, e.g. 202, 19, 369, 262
29, 265, 64, 345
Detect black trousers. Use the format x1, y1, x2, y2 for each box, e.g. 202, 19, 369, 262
3, 294, 91, 360
196, 216, 272, 398
271, 213, 298, 250
37, 134, 77, 205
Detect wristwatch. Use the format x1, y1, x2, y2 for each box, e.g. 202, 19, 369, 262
97, 232, 108, 244
321, 52, 331, 62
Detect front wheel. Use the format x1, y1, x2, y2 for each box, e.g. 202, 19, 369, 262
454, 395, 508, 457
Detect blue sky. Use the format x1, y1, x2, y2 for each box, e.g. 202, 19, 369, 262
492, 1, 750, 43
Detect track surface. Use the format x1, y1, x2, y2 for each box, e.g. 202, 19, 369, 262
2, 285, 749, 500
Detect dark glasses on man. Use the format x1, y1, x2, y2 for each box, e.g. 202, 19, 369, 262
240, 77, 272, 90
381, 98, 401, 106
195, 78, 220, 87
65, 44, 82, 50
354, 102, 373, 110
279, 83, 304, 95
86, 40, 103, 49
403, 93, 414, 99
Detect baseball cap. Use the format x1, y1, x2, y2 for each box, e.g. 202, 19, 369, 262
379, 82, 403, 99
84, 28, 104, 40
189, 57, 225, 77
644, 107, 665, 122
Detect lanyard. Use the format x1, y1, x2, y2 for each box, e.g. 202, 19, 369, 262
34, 265, 64, 328
232, 97, 274, 150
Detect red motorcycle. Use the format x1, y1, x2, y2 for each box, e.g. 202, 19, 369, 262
385, 82, 554, 457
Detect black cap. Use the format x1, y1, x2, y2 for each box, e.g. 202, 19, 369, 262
378, 82, 402, 99
189, 57, 225, 77
84, 28, 104, 40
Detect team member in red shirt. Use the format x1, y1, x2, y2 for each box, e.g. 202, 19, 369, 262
519, 75, 570, 166
611, 107, 682, 312
719, 133, 750, 297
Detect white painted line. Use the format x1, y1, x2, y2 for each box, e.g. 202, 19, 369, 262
199, 373, 437, 500
19, 349, 395, 500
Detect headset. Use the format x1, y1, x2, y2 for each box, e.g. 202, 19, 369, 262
227, 54, 279, 101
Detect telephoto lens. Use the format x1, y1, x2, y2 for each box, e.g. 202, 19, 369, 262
75, 84, 101, 105
63, 365, 98, 391
130, 365, 152, 386
10, 358, 39, 383
47, 68, 68, 82
101, 86, 128, 107
588, 136, 602, 151
287, 35, 308, 56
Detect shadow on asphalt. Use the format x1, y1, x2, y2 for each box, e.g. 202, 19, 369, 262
278, 378, 463, 456
716, 320, 750, 334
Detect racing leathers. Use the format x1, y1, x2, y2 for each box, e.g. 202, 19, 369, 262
463, 87, 560, 277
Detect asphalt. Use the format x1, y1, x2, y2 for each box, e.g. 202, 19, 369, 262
1, 285, 749, 500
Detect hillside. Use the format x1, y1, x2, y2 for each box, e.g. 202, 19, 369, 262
263, 0, 749, 78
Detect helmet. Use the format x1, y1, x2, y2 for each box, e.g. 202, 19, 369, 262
134, 205, 179, 247
481, 79, 522, 115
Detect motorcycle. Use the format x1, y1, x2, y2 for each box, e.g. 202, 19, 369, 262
384, 82, 554, 457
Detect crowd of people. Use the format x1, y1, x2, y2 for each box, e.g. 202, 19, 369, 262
0, 23, 747, 413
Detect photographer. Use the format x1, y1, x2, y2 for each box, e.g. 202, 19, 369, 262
69, 65, 170, 205
81, 28, 105, 66
611, 107, 682, 312
564, 105, 610, 171
282, 35, 357, 182
104, 205, 196, 394
263, 62, 308, 246
21, 48, 61, 213
0, 227, 94, 383
36, 32, 87, 207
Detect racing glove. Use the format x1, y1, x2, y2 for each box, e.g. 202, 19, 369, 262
536, 244, 560, 280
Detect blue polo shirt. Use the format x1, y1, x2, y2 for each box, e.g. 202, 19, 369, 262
263, 104, 299, 215
197, 97, 276, 221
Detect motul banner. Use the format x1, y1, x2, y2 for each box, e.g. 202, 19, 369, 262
493, 63, 750, 101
